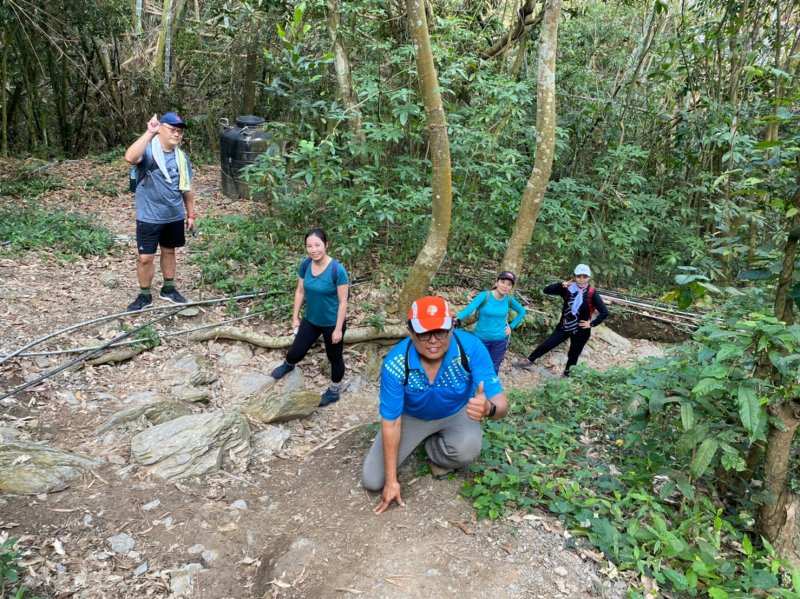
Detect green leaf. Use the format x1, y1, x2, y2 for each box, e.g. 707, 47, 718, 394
742, 534, 753, 556
708, 588, 729, 599
750, 568, 779, 589
680, 402, 695, 431
691, 378, 727, 396
715, 343, 743, 362
691, 438, 718, 478
662, 567, 688, 590
737, 385, 763, 440
738, 269, 774, 281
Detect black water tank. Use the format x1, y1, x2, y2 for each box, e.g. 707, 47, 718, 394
219, 115, 278, 199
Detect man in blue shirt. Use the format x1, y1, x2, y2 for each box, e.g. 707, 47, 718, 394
362, 295, 509, 514
124, 112, 195, 311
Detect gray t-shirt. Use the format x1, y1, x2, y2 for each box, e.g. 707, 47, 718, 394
134, 145, 193, 224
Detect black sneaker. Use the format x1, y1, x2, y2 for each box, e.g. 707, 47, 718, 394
159, 287, 188, 304
270, 362, 295, 380
319, 387, 340, 407
127, 293, 153, 312
514, 358, 534, 370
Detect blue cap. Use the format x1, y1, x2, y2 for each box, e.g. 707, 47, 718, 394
160, 112, 186, 128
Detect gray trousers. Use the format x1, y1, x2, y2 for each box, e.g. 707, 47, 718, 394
361, 406, 482, 491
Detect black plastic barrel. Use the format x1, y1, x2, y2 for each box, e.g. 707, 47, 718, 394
219, 115, 278, 199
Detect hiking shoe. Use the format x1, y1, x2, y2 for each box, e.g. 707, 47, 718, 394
127, 293, 153, 312
514, 358, 534, 370
319, 387, 340, 407
159, 287, 188, 304
270, 362, 295, 380
429, 462, 454, 479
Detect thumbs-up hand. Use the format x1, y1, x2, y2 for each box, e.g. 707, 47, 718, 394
467, 381, 488, 421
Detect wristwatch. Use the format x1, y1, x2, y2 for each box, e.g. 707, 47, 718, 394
486, 400, 497, 419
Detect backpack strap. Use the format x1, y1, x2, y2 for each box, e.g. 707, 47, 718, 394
453, 330, 471, 373
475, 290, 491, 319
402, 338, 413, 387
300, 257, 343, 287
299, 257, 312, 278
402, 332, 470, 388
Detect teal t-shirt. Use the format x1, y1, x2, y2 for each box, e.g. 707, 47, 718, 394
456, 291, 526, 342
299, 259, 349, 327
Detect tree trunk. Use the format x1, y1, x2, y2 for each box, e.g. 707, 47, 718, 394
395, 0, 453, 314
154, 0, 173, 87
759, 401, 800, 566
241, 39, 260, 116
501, 0, 561, 274
327, 0, 365, 144
1, 28, 8, 156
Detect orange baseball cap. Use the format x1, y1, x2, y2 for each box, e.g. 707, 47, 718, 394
407, 296, 454, 333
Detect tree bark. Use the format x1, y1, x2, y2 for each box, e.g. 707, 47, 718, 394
154, 0, 173, 87
327, 0, 365, 144
1, 28, 8, 156
759, 401, 800, 566
501, 0, 561, 275
482, 0, 541, 60
395, 0, 453, 314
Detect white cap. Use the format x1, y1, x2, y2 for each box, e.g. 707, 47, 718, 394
574, 264, 592, 277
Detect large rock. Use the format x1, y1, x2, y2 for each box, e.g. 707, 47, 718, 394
242, 368, 317, 423
0, 441, 101, 494
171, 385, 211, 404
96, 401, 193, 435
590, 325, 632, 351
228, 370, 275, 399
219, 344, 253, 368
131, 411, 251, 480
252, 426, 290, 457
162, 352, 217, 386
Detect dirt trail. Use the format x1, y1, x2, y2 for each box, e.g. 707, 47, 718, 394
0, 160, 655, 598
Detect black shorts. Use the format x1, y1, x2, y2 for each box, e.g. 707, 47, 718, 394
136, 220, 185, 255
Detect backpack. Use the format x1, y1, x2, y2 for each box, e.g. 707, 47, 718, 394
129, 147, 189, 193
299, 257, 343, 286
402, 330, 471, 386
587, 287, 597, 316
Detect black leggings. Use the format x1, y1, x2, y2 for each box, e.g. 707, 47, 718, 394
285, 319, 346, 383
528, 327, 591, 375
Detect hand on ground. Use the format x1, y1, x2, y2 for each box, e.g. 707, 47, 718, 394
374, 480, 404, 514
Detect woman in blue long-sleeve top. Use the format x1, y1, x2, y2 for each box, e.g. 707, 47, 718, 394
456, 271, 526, 373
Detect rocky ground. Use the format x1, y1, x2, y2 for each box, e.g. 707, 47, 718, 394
0, 158, 665, 598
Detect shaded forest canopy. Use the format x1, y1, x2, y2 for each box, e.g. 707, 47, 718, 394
2, 0, 798, 291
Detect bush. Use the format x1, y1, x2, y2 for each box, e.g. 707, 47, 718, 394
0, 205, 114, 257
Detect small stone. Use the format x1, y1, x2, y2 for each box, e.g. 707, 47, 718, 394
554, 566, 568, 577
83, 514, 93, 527
161, 516, 174, 527
188, 544, 205, 554
142, 499, 161, 512
107, 454, 126, 465
169, 563, 204, 596
133, 562, 148, 576
425, 568, 441, 577
177, 307, 201, 317
201, 549, 218, 565
107, 532, 135, 554
100, 273, 119, 289
229, 499, 248, 510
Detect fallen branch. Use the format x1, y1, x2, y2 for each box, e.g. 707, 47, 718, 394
303, 422, 371, 460
188, 323, 409, 348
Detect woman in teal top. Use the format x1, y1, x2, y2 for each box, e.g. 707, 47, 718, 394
456, 271, 525, 373
271, 228, 350, 407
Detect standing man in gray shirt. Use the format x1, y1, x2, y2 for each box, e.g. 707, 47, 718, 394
124, 112, 196, 311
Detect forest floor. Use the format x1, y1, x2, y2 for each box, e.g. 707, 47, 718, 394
0, 159, 666, 598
